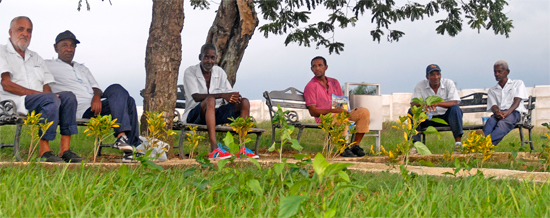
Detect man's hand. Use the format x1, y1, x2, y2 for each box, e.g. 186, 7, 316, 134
91, 95, 102, 116
224, 92, 241, 104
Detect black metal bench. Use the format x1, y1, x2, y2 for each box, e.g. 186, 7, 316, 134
419, 92, 536, 150
0, 99, 115, 161
263, 87, 322, 146
172, 85, 265, 158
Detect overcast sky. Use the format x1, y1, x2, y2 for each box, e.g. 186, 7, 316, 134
0, 0, 548, 104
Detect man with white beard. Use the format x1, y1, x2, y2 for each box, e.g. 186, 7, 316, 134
0, 16, 82, 163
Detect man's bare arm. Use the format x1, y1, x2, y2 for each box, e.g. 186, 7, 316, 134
306, 105, 347, 117
1, 72, 42, 96
191, 92, 241, 104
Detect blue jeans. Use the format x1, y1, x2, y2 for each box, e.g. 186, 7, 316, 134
24, 91, 78, 141
411, 105, 464, 142
483, 110, 520, 145
82, 84, 140, 146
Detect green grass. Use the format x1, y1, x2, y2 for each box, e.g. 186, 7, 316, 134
0, 120, 548, 161
0, 163, 548, 217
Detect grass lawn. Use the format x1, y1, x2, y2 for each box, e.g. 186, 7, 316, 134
0, 120, 548, 162
0, 121, 549, 217
0, 162, 549, 217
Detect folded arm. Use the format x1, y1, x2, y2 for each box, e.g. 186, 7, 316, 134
1, 72, 44, 96
306, 105, 347, 117
191, 92, 241, 104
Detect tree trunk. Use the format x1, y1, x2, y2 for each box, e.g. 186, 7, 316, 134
206, 0, 258, 86
141, 0, 184, 158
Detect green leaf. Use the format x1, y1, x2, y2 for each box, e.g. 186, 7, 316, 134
290, 139, 303, 151
278, 195, 308, 218
247, 179, 264, 196
418, 160, 435, 167
313, 153, 329, 180
324, 208, 337, 218
430, 117, 448, 125
338, 170, 350, 183
218, 159, 229, 171
411, 97, 423, 105
247, 157, 262, 171
423, 126, 441, 139
268, 142, 276, 152
413, 141, 432, 155
144, 160, 164, 172
274, 162, 285, 176
183, 167, 196, 178
426, 96, 444, 105
289, 180, 310, 195
325, 163, 353, 179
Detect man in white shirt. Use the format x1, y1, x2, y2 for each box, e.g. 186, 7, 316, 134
483, 60, 528, 145
182, 44, 257, 160
44, 30, 139, 163
410, 64, 463, 153
0, 17, 82, 163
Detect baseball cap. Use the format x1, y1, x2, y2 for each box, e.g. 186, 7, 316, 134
426, 64, 441, 75
55, 30, 80, 44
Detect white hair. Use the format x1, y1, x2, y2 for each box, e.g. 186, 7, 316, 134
494, 60, 509, 71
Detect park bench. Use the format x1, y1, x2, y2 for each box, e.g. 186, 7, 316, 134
263, 87, 320, 146
419, 92, 536, 150
0, 100, 115, 161
172, 85, 265, 158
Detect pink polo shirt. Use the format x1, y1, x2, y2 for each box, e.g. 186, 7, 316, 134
304, 76, 343, 123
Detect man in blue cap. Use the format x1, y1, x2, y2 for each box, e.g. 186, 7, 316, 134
410, 64, 463, 154
45, 30, 140, 163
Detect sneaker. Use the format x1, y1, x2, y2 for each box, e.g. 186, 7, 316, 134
453, 142, 463, 154
60, 149, 84, 163
122, 151, 139, 163
37, 151, 63, 163
113, 135, 134, 152
236, 146, 259, 159
410, 147, 419, 155
350, 145, 366, 157
340, 147, 357, 157
208, 146, 232, 160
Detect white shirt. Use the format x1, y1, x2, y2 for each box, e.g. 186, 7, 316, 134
0, 41, 55, 115
412, 78, 460, 116
182, 64, 233, 122
45, 59, 100, 118
487, 79, 527, 113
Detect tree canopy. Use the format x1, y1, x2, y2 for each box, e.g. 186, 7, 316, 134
192, 0, 513, 54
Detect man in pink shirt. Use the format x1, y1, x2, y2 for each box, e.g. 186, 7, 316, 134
304, 56, 370, 157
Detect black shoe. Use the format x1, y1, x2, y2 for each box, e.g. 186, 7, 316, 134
60, 149, 84, 163
122, 151, 143, 163
114, 135, 134, 152
350, 145, 366, 157
340, 147, 357, 157
37, 151, 63, 163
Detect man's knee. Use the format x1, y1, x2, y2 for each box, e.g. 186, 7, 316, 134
203, 96, 216, 109
240, 98, 250, 109
448, 105, 462, 115
105, 84, 129, 96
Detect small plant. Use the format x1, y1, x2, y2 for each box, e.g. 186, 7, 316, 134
185, 126, 204, 159
268, 104, 303, 162
142, 111, 176, 159
319, 112, 355, 160
228, 116, 255, 147
540, 123, 550, 171
23, 111, 53, 161
462, 131, 495, 168
84, 114, 119, 162
392, 96, 446, 166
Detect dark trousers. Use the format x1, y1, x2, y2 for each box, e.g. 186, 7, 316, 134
411, 105, 463, 142
82, 84, 140, 146
483, 110, 520, 145
24, 91, 78, 141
